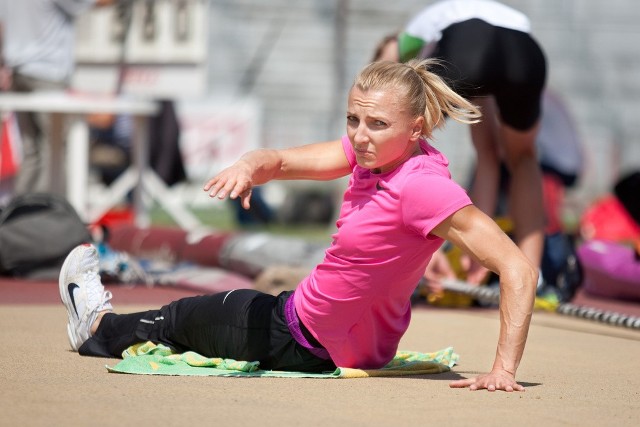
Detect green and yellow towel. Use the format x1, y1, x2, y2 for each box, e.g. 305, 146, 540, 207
107, 341, 459, 378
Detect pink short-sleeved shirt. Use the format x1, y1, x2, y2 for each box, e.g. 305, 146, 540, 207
294, 136, 472, 368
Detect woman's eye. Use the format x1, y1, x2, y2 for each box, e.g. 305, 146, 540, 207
347, 116, 358, 123
374, 120, 387, 127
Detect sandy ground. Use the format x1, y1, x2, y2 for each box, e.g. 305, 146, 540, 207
1, 281, 639, 427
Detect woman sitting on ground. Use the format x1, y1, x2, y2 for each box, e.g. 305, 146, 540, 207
59, 59, 537, 392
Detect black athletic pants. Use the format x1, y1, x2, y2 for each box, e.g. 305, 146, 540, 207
79, 289, 336, 373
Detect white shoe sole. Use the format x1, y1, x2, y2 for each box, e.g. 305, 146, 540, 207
58, 245, 92, 352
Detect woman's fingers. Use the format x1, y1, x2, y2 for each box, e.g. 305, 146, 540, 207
449, 372, 525, 392
204, 173, 255, 210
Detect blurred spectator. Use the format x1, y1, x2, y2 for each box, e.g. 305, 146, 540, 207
479, 90, 583, 232
491, 90, 584, 301
87, 113, 132, 186
375, 0, 547, 284
88, 99, 188, 186
425, 89, 585, 303
232, 185, 274, 227
0, 0, 115, 195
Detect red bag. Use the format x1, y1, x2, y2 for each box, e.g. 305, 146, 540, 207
580, 195, 640, 242
0, 113, 21, 179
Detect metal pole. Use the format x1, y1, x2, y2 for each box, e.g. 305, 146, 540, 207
329, 0, 348, 139
427, 278, 640, 330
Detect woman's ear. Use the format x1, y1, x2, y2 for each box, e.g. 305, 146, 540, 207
410, 116, 425, 141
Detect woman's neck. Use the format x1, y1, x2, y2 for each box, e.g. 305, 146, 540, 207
373, 141, 422, 174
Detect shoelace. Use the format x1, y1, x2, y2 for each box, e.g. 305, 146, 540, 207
100, 290, 114, 311
83, 266, 113, 317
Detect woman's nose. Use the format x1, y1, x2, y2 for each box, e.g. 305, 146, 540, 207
353, 124, 369, 144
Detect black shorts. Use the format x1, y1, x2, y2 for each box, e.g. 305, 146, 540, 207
430, 18, 547, 130
81, 289, 336, 373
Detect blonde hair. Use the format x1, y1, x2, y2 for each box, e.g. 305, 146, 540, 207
352, 59, 481, 138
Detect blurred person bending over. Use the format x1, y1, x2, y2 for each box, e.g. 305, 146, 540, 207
375, 0, 547, 284
0, 0, 114, 194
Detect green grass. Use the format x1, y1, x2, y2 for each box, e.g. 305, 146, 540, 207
150, 204, 334, 243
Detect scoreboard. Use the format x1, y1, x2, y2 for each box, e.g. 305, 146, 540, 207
73, 0, 208, 97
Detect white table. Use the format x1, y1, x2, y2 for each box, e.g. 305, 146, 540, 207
0, 91, 201, 229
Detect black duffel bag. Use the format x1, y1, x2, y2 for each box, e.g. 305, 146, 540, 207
0, 193, 91, 278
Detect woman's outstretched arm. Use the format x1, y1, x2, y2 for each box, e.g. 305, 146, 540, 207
203, 139, 351, 209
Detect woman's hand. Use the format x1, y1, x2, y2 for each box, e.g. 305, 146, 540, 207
423, 245, 488, 292
203, 140, 350, 210
203, 160, 255, 210
423, 248, 456, 294
458, 254, 491, 285
449, 369, 525, 392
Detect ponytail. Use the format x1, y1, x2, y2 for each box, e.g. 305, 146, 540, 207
407, 59, 481, 137
353, 59, 481, 139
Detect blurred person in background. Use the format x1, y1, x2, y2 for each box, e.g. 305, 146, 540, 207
87, 112, 132, 187
374, 0, 547, 285
465, 89, 584, 303
0, 0, 114, 195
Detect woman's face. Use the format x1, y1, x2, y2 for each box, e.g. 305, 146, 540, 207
346, 86, 423, 173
